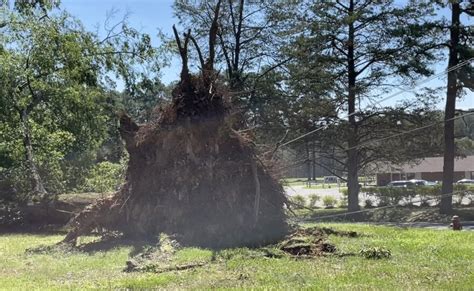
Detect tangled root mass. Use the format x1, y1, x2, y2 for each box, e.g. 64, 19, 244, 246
63, 33, 288, 248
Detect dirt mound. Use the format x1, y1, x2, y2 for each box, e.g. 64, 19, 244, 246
278, 227, 356, 257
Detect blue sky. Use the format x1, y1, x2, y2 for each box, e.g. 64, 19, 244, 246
60, 0, 473, 110
62, 0, 181, 84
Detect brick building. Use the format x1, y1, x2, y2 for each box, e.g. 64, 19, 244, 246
376, 156, 474, 186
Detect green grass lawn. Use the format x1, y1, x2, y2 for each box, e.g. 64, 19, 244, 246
1, 224, 473, 289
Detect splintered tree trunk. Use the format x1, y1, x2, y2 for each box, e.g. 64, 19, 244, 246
440, 2, 460, 214
20, 109, 47, 199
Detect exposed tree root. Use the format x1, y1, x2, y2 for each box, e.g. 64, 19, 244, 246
61, 2, 288, 248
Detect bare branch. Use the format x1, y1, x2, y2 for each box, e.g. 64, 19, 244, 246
206, 0, 222, 71
187, 32, 205, 69
173, 25, 190, 80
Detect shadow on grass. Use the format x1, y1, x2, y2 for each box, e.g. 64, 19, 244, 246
77, 236, 157, 257
0, 224, 67, 236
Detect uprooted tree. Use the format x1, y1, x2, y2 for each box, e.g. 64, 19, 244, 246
61, 2, 288, 248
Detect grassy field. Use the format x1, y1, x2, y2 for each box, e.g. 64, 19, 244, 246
1, 224, 473, 289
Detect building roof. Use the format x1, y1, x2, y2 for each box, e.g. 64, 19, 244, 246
380, 156, 474, 173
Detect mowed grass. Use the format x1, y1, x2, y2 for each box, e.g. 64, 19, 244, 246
1, 224, 473, 289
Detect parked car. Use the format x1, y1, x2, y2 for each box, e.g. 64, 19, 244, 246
408, 179, 431, 186
387, 179, 434, 187
456, 179, 474, 185
323, 176, 338, 183
387, 180, 415, 188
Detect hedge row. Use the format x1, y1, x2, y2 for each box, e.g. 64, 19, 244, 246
339, 184, 474, 206
360, 184, 474, 206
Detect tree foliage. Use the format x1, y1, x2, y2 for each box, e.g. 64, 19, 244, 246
0, 5, 156, 202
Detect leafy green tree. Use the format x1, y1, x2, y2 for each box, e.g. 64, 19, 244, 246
120, 77, 172, 123
0, 6, 155, 203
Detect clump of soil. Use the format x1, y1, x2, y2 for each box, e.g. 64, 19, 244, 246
277, 227, 356, 257
124, 234, 184, 273
61, 4, 288, 249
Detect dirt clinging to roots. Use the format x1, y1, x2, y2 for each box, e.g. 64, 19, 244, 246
62, 12, 289, 248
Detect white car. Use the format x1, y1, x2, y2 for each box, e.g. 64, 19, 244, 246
387, 179, 434, 187
456, 179, 474, 184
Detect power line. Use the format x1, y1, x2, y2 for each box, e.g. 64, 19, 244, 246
278, 111, 474, 173
280, 57, 474, 148
375, 57, 474, 105
346, 111, 474, 152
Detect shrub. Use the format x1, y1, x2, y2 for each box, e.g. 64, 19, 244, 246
453, 184, 473, 205
339, 190, 348, 208
364, 199, 374, 208
308, 194, 320, 208
322, 195, 337, 208
0, 203, 24, 226
340, 188, 348, 196
3, 160, 66, 204
360, 184, 473, 207
362, 186, 419, 206
359, 246, 391, 259
416, 185, 440, 206
337, 200, 347, 208
83, 161, 125, 193
290, 195, 307, 209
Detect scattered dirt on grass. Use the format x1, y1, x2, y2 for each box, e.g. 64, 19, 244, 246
278, 227, 359, 257
24, 226, 356, 274
278, 227, 342, 257
25, 242, 77, 255
124, 234, 185, 273
121, 227, 358, 272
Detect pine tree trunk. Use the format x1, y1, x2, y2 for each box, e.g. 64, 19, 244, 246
306, 141, 311, 182
346, 0, 360, 212
312, 142, 316, 180
440, 2, 460, 214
